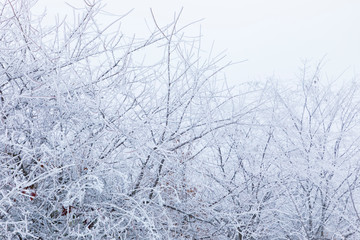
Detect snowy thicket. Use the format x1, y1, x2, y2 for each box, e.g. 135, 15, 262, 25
1, 1, 360, 239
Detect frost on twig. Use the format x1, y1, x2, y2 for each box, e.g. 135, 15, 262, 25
1, 1, 360, 239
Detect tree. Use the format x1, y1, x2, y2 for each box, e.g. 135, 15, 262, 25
1, 1, 360, 239
0, 0, 243, 238
264, 64, 360, 239
200, 65, 360, 239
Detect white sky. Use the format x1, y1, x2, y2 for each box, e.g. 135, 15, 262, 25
34, 0, 360, 85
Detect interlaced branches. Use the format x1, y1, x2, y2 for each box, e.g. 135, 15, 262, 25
1, 1, 360, 239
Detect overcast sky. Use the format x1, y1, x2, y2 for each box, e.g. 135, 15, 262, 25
34, 0, 360, 85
